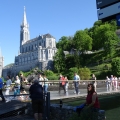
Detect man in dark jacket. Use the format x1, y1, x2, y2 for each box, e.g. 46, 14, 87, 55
29, 80, 43, 120
0, 78, 5, 102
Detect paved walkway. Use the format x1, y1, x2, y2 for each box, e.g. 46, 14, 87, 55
1, 87, 120, 101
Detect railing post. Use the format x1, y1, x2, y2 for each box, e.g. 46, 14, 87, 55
46, 92, 50, 120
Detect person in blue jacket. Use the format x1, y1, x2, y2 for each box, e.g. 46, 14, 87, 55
0, 77, 5, 102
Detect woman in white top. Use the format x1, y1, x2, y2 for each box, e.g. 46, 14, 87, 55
106, 76, 110, 91
5, 75, 12, 102
14, 75, 20, 98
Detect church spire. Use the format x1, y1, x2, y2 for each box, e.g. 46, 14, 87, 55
20, 6, 30, 51
23, 6, 27, 26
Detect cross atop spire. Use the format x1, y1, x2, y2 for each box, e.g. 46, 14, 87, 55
22, 6, 27, 25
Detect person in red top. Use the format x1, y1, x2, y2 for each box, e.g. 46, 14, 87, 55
59, 74, 66, 94
76, 83, 100, 119
85, 83, 100, 111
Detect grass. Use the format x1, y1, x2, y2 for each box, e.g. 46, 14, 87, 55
69, 107, 120, 120
106, 107, 120, 120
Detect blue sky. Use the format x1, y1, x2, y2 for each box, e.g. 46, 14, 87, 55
0, 0, 98, 66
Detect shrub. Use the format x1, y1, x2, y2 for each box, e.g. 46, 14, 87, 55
111, 57, 120, 76
78, 67, 91, 80
47, 75, 59, 80
68, 67, 78, 80
44, 70, 54, 76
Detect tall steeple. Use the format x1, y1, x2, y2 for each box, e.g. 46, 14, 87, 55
22, 6, 27, 26
20, 6, 30, 53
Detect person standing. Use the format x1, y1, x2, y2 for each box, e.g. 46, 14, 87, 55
59, 74, 65, 94
0, 77, 5, 102
110, 75, 114, 90
73, 73, 80, 95
43, 75, 48, 93
64, 76, 69, 92
106, 76, 111, 91
29, 80, 43, 120
19, 73, 27, 100
20, 73, 26, 94
38, 74, 44, 86
5, 75, 12, 102
91, 74, 97, 91
13, 75, 20, 99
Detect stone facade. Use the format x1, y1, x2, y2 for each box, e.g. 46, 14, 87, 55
2, 7, 57, 78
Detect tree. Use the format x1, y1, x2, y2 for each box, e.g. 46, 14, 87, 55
73, 30, 92, 53
68, 67, 78, 80
111, 57, 120, 76
91, 21, 117, 50
78, 67, 91, 80
104, 31, 120, 57
53, 49, 65, 73
56, 36, 73, 51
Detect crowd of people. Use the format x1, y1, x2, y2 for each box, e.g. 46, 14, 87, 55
1, 72, 115, 120
106, 75, 120, 91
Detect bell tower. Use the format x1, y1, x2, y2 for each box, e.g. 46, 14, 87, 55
20, 6, 30, 53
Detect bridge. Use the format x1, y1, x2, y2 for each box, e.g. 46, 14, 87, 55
0, 80, 120, 120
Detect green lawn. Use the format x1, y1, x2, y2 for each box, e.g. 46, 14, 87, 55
106, 107, 120, 120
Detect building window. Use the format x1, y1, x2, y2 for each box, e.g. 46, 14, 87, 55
22, 48, 24, 53
49, 50, 50, 53
39, 42, 41, 46
44, 41, 45, 47
32, 45, 33, 50
29, 46, 30, 51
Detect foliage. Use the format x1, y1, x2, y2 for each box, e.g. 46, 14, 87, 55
53, 49, 65, 73
47, 75, 59, 80
56, 36, 73, 51
104, 31, 120, 57
78, 67, 91, 80
111, 57, 120, 76
68, 67, 78, 80
44, 70, 54, 76
73, 30, 92, 52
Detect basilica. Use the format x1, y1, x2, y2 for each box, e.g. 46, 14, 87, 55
2, 7, 57, 77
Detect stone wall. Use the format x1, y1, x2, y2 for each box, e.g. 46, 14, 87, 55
26, 103, 105, 120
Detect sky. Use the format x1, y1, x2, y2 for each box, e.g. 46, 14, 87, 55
0, 0, 98, 67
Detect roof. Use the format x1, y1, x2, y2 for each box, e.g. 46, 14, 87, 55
25, 33, 55, 45
43, 33, 55, 39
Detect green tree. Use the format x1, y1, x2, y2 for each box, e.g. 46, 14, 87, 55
78, 67, 91, 80
68, 67, 78, 80
104, 31, 120, 57
73, 30, 92, 53
92, 22, 117, 50
65, 54, 76, 69
53, 49, 65, 73
56, 36, 73, 51
111, 57, 120, 76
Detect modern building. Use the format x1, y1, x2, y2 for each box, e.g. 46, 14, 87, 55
2, 7, 57, 78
